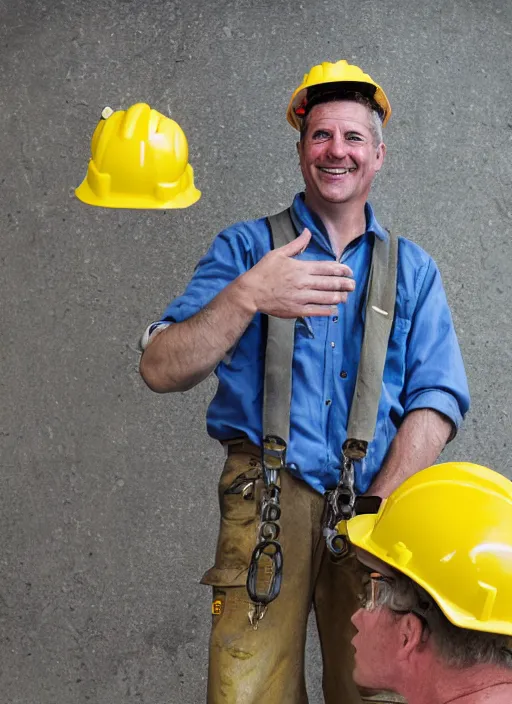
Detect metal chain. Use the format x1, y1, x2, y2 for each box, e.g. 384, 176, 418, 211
246, 435, 381, 627
323, 439, 383, 556
246, 435, 286, 629
323, 451, 357, 557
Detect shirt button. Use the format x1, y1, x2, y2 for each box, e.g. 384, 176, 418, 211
325, 399, 332, 406
332, 316, 339, 323
331, 341, 335, 348
340, 370, 348, 379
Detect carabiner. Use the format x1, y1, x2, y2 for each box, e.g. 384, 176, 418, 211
325, 531, 351, 558
246, 539, 284, 605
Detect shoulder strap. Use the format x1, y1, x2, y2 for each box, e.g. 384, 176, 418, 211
344, 231, 398, 459
264, 210, 399, 461
263, 209, 297, 445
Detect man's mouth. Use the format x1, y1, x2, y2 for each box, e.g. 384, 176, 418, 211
318, 167, 356, 175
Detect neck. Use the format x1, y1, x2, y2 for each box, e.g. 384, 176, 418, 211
303, 191, 367, 259
400, 660, 512, 704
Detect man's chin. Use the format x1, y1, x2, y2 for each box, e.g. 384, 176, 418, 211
319, 190, 352, 204
352, 664, 366, 687
353, 665, 380, 693
316, 186, 365, 207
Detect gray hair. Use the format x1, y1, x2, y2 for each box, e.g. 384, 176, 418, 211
374, 573, 512, 670
299, 92, 383, 147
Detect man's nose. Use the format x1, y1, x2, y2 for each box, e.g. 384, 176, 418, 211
327, 133, 348, 160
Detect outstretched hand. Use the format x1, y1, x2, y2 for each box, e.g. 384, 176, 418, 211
242, 228, 355, 318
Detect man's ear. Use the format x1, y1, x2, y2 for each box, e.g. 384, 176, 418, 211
296, 141, 301, 156
375, 142, 386, 171
396, 613, 425, 662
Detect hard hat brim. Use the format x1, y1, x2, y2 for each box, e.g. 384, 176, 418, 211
75, 177, 201, 209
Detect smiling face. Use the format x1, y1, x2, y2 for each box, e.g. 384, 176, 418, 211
297, 100, 386, 212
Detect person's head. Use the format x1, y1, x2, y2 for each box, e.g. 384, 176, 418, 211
298, 90, 384, 146
287, 60, 390, 209
351, 560, 512, 692
344, 462, 512, 694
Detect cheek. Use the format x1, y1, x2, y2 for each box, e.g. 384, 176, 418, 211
352, 147, 375, 169
354, 612, 398, 677
303, 143, 325, 163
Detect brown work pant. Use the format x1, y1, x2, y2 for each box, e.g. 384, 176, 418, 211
201, 442, 403, 703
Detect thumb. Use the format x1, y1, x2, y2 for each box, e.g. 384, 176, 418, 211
280, 227, 312, 257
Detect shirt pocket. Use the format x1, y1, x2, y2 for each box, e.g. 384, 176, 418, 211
385, 315, 412, 390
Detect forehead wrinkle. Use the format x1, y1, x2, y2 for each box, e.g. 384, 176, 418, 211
314, 118, 368, 129
309, 102, 372, 122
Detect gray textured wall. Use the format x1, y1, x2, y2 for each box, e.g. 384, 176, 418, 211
1, 0, 511, 701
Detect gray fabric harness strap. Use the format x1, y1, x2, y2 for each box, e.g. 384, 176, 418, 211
263, 209, 297, 444
345, 223, 398, 458
264, 208, 398, 456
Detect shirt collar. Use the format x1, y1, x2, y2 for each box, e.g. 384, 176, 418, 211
290, 192, 388, 254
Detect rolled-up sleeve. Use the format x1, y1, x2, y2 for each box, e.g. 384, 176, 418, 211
404, 259, 470, 435
159, 225, 256, 324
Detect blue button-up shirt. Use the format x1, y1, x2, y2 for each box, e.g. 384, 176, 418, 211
154, 193, 470, 494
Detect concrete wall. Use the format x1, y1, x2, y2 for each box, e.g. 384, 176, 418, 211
1, 0, 511, 701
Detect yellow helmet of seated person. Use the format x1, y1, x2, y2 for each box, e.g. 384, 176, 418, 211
345, 462, 512, 636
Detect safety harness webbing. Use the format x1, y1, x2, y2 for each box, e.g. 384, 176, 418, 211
346, 218, 398, 454
263, 209, 298, 445
264, 208, 398, 454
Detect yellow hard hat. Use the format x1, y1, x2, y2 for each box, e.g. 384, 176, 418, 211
345, 463, 512, 636
287, 59, 391, 130
75, 103, 201, 209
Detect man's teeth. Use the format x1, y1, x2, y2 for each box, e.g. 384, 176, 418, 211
318, 167, 356, 174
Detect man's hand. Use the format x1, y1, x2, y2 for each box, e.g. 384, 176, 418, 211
239, 228, 355, 318
140, 227, 355, 393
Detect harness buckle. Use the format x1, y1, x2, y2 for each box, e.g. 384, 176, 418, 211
262, 434, 287, 487
342, 438, 368, 461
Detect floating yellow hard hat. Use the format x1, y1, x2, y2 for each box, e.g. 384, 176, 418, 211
344, 462, 512, 636
75, 103, 201, 209
287, 60, 391, 130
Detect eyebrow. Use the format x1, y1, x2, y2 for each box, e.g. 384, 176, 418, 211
311, 126, 367, 137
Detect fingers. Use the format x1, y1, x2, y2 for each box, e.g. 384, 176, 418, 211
306, 261, 354, 277
279, 228, 312, 256
302, 290, 350, 306
307, 275, 356, 293
299, 305, 340, 317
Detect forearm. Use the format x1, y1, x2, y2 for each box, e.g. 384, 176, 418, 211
366, 408, 453, 498
140, 226, 356, 393
139, 275, 256, 393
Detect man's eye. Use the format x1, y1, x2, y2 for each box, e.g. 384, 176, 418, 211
347, 133, 364, 141
312, 130, 330, 140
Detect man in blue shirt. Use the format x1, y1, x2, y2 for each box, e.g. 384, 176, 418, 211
140, 60, 469, 704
